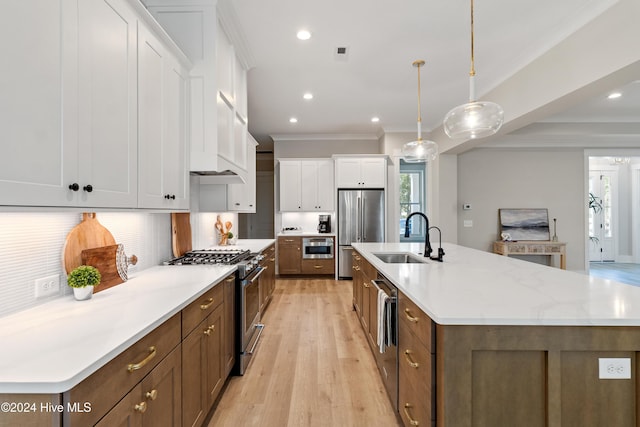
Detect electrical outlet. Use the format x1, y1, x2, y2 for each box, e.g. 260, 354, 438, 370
464, 220, 473, 227
34, 274, 60, 299
599, 358, 631, 379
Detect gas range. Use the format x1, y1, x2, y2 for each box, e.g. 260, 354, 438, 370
164, 249, 262, 279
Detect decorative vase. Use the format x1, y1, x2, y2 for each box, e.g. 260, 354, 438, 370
73, 286, 93, 301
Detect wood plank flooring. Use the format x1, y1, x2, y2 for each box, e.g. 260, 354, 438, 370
590, 262, 640, 286
208, 278, 402, 427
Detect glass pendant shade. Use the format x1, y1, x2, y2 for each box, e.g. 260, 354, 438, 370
402, 59, 438, 163
443, 100, 504, 139
402, 139, 438, 162
444, 0, 504, 140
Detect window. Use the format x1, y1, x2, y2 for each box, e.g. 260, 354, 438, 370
399, 160, 426, 242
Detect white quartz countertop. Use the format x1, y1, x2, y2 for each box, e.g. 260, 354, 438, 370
276, 232, 335, 237
353, 242, 640, 327
0, 264, 236, 393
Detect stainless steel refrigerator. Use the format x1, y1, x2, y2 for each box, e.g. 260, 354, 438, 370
338, 189, 385, 278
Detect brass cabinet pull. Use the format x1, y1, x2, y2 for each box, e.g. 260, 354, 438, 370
145, 389, 158, 401
270, 257, 276, 262
314, 265, 322, 269
404, 308, 419, 323
403, 403, 419, 426
225, 277, 235, 283
284, 239, 294, 242
127, 346, 156, 373
404, 349, 420, 368
134, 401, 147, 413
363, 282, 370, 288
203, 324, 215, 336
200, 297, 215, 310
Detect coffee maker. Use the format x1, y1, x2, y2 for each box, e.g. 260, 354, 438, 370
318, 214, 331, 233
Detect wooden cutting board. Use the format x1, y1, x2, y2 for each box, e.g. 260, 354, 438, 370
81, 244, 138, 293
171, 212, 192, 257
63, 213, 116, 275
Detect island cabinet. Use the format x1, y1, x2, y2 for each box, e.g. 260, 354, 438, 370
351, 251, 379, 353
277, 236, 301, 275
397, 291, 435, 427
64, 313, 182, 426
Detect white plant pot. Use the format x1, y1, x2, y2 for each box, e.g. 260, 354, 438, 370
73, 286, 93, 301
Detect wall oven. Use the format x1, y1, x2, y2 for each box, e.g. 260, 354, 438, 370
302, 237, 334, 259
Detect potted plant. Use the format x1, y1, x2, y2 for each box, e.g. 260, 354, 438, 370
67, 265, 101, 300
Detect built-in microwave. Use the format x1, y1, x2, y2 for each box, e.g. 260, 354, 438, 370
302, 237, 334, 259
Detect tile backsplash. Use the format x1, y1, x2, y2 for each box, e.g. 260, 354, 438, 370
0, 212, 172, 318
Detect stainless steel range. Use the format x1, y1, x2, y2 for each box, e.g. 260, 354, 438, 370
165, 248, 265, 375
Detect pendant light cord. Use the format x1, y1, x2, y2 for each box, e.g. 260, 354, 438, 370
470, 0, 475, 77
413, 60, 425, 140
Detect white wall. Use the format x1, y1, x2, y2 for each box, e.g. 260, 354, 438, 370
457, 148, 585, 271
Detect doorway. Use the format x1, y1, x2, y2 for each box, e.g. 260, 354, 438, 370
588, 169, 616, 261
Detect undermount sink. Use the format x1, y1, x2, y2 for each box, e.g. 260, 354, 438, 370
373, 252, 428, 264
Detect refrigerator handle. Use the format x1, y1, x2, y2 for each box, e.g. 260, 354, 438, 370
356, 196, 361, 242
362, 199, 366, 241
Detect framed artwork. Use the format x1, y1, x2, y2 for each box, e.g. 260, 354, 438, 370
499, 208, 550, 241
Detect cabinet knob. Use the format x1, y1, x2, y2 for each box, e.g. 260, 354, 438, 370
164, 194, 176, 200
134, 402, 147, 413
235, 202, 240, 206
83, 184, 93, 193
171, 194, 176, 200
145, 389, 158, 401
68, 183, 79, 191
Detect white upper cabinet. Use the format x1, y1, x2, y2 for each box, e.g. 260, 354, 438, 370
335, 157, 387, 189
145, 2, 250, 177
76, 0, 139, 208
138, 24, 189, 210
227, 134, 258, 212
280, 159, 334, 212
1, 0, 190, 209
0, 0, 76, 206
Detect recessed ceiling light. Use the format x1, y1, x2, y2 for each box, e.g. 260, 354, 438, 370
608, 92, 622, 99
303, 93, 313, 100
296, 30, 311, 41
289, 117, 298, 123
371, 117, 380, 123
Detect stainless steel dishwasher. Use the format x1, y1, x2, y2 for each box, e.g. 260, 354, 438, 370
372, 273, 398, 410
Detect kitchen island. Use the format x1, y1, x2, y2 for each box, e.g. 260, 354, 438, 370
353, 242, 640, 427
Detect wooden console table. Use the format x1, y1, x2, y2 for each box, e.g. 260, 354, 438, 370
493, 241, 566, 270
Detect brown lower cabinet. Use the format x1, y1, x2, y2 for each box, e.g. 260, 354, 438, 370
277, 236, 335, 275
58, 273, 236, 427
259, 244, 276, 313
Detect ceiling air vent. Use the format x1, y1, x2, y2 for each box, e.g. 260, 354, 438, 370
335, 46, 349, 61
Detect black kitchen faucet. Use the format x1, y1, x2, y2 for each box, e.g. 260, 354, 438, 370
404, 212, 445, 262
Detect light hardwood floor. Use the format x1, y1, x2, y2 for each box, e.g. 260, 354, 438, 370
207, 278, 402, 427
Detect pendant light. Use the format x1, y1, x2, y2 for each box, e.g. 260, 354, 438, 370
402, 60, 438, 163
443, 0, 504, 139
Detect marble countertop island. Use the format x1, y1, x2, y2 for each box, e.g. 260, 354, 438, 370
353, 242, 640, 326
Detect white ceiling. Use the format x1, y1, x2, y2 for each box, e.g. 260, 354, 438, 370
224, 0, 637, 150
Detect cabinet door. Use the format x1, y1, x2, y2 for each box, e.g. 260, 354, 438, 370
335, 158, 362, 188
77, 0, 138, 207
316, 160, 335, 210
182, 322, 208, 427
277, 237, 301, 274
279, 161, 301, 211
140, 346, 182, 427
205, 304, 225, 407
300, 161, 319, 210
360, 158, 386, 188
162, 55, 189, 209
137, 25, 165, 208
0, 0, 78, 206
95, 383, 144, 427
227, 133, 256, 212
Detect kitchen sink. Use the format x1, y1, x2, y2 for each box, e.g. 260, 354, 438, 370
372, 252, 428, 264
